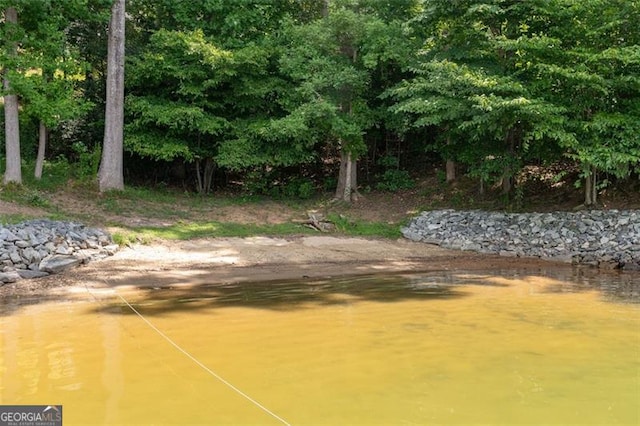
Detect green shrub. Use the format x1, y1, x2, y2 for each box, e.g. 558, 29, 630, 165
71, 142, 101, 181
375, 155, 415, 192
376, 169, 415, 192
282, 178, 315, 199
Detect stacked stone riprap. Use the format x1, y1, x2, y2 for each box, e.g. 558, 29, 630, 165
402, 209, 640, 271
0, 220, 118, 284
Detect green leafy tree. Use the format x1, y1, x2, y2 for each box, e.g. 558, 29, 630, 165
1, 0, 99, 182
389, 0, 640, 206
534, 0, 640, 205
390, 0, 576, 196
125, 1, 307, 193
126, 29, 234, 192
271, 0, 410, 202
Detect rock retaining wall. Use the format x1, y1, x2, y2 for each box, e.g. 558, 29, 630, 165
402, 209, 640, 271
0, 220, 118, 284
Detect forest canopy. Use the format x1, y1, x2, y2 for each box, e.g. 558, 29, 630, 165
1, 0, 639, 205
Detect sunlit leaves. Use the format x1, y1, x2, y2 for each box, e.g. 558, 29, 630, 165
390, 0, 640, 192
275, 3, 401, 156
0, 0, 94, 127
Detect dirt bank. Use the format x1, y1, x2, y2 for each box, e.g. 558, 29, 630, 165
0, 235, 581, 302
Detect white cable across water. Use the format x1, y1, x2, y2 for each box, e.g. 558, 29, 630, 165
88, 283, 291, 426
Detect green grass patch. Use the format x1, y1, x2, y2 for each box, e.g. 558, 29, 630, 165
97, 186, 190, 218
0, 211, 70, 225
116, 221, 316, 242
0, 183, 52, 209
327, 214, 403, 239
22, 160, 73, 191
0, 213, 35, 225
110, 215, 403, 243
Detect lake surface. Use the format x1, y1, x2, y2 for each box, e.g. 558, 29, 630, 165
1, 268, 639, 425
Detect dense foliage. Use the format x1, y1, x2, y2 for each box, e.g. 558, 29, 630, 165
1, 0, 638, 205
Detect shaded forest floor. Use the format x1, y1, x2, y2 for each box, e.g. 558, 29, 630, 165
1, 169, 639, 232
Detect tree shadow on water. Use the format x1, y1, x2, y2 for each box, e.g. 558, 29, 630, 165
3, 266, 637, 317
87, 267, 640, 317
91, 273, 483, 317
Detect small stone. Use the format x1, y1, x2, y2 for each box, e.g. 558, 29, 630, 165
103, 244, 119, 255
55, 245, 72, 255
0, 271, 21, 283
17, 270, 49, 279
9, 251, 22, 264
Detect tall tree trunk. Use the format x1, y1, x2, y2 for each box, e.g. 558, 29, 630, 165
323, 0, 360, 203
35, 121, 48, 180
335, 150, 358, 202
99, 0, 125, 192
195, 159, 203, 193
3, 7, 21, 185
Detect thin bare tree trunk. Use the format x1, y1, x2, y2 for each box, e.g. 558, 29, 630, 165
343, 152, 352, 201
99, 0, 125, 192
501, 129, 516, 195
585, 166, 597, 206
3, 7, 21, 185
195, 158, 215, 194
35, 121, 48, 180
195, 159, 203, 193
446, 160, 456, 182
501, 173, 512, 194
203, 157, 215, 194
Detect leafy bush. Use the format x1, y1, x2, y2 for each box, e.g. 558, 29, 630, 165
375, 155, 415, 192
244, 169, 316, 199
71, 142, 101, 181
282, 178, 315, 199
376, 169, 415, 192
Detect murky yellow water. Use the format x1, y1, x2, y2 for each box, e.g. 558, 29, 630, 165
1, 270, 639, 425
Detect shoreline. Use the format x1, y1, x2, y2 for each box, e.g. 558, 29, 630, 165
3, 235, 631, 304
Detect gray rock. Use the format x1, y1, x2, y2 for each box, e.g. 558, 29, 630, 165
17, 269, 50, 279
9, 250, 22, 264
103, 244, 119, 255
402, 209, 640, 270
21, 247, 41, 264
14, 240, 31, 248
39, 255, 83, 274
0, 271, 21, 283
0, 220, 117, 279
